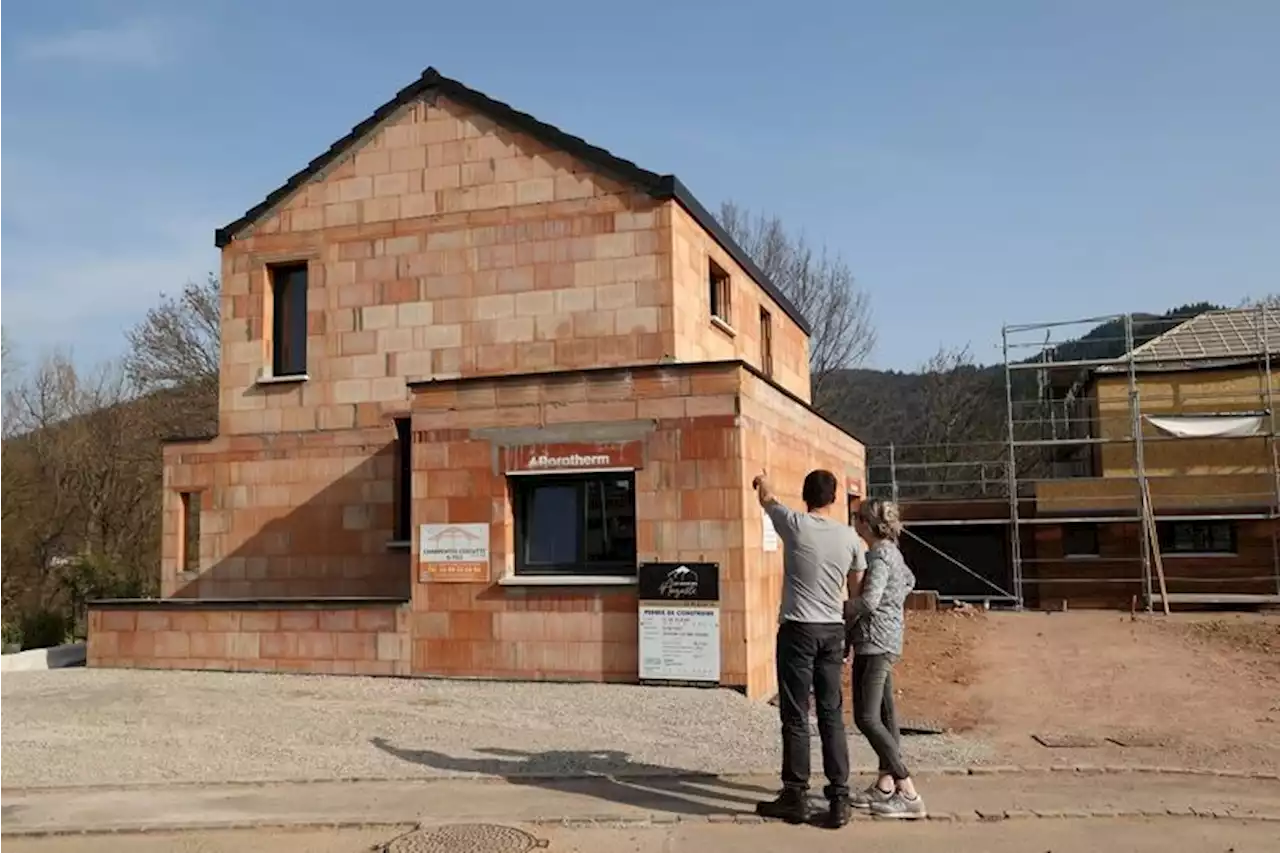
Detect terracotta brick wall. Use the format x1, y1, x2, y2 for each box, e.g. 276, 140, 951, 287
738, 371, 866, 697
670, 205, 811, 402
216, 95, 674, 439
161, 427, 409, 599
408, 363, 750, 685
87, 605, 411, 676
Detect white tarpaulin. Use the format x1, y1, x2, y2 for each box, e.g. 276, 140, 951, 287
1145, 414, 1267, 438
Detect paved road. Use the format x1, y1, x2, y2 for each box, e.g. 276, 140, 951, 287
7, 818, 1278, 853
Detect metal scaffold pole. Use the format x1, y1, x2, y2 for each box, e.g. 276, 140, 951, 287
1123, 313, 1155, 611
1002, 324, 1024, 610
1260, 303, 1280, 594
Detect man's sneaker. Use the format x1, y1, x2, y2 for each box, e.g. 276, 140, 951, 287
755, 789, 811, 824
824, 796, 852, 829
849, 784, 894, 810
870, 791, 927, 820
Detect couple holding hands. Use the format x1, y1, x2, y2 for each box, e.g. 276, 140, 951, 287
751, 469, 924, 828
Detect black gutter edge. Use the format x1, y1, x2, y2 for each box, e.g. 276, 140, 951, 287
160, 433, 219, 445
406, 358, 864, 446
89, 597, 411, 610
212, 67, 813, 336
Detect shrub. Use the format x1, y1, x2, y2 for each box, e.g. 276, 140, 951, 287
19, 609, 69, 650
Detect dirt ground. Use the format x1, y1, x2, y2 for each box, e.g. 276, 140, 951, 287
867, 609, 1280, 771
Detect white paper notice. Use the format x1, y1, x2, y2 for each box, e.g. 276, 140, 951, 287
762, 513, 779, 552
638, 605, 721, 683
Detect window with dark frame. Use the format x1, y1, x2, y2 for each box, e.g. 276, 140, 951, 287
180, 491, 201, 573
513, 472, 638, 576
270, 262, 309, 377
759, 307, 774, 377
1158, 521, 1237, 555
393, 418, 412, 543
709, 259, 731, 326
1062, 523, 1100, 558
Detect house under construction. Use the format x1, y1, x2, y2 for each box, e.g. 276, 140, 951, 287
868, 305, 1279, 610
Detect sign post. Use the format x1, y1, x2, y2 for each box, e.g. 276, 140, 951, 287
637, 562, 721, 687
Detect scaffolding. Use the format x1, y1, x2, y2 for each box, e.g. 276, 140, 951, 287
870, 304, 1280, 610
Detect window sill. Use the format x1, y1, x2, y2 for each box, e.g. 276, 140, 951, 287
497, 575, 639, 588
256, 373, 309, 386
710, 316, 737, 337
1163, 552, 1238, 558
386, 540, 412, 551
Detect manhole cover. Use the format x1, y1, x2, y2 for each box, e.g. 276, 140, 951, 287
383, 824, 547, 853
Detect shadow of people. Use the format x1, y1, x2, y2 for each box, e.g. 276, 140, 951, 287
369, 737, 774, 816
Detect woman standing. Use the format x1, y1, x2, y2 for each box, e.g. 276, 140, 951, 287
844, 498, 925, 819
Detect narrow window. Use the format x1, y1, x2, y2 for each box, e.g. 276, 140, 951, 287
759, 307, 774, 377
1062, 523, 1099, 558
393, 418, 412, 542
179, 491, 202, 573
1158, 521, 1237, 555
270, 262, 309, 377
513, 472, 637, 576
709, 259, 731, 326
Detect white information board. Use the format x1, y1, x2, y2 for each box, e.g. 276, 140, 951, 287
638, 604, 721, 684
762, 512, 779, 552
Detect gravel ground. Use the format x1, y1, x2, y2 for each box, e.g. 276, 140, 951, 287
1, 669, 990, 789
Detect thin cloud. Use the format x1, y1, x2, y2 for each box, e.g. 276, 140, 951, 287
19, 19, 178, 68
2, 154, 219, 364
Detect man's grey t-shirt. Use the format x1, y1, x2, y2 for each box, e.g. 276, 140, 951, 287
766, 501, 868, 624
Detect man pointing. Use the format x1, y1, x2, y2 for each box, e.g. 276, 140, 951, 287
752, 469, 867, 828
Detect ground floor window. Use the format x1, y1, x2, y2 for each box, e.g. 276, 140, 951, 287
1157, 521, 1237, 555
513, 472, 637, 576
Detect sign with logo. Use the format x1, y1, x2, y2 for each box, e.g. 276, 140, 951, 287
637, 562, 720, 686
417, 523, 490, 583
505, 442, 644, 474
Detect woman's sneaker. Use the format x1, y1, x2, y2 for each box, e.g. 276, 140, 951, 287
849, 784, 894, 810
870, 791, 927, 820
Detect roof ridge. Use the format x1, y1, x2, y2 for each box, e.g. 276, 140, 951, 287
213, 66, 812, 336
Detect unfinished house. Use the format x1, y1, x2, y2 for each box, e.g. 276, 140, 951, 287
86, 68, 865, 699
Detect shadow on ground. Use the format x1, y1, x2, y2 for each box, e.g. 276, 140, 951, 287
369, 738, 774, 816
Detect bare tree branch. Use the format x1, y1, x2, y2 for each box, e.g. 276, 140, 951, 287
719, 202, 875, 412
124, 273, 220, 393
123, 273, 220, 436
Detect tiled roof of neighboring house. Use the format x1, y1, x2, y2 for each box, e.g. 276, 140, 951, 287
1127, 306, 1280, 364
214, 67, 812, 336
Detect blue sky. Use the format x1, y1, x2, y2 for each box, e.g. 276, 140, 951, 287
3, 0, 1278, 372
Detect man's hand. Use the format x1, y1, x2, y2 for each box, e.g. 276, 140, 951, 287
753, 471, 775, 507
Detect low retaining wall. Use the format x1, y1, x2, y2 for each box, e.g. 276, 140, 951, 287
87, 598, 411, 676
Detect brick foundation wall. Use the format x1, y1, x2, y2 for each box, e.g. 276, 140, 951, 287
87, 603, 411, 676
161, 428, 409, 599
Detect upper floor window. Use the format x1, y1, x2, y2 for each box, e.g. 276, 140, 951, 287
709, 259, 731, 327
759, 307, 774, 377
1158, 521, 1237, 556
270, 262, 309, 378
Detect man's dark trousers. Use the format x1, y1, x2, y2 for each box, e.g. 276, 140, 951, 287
776, 620, 850, 800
